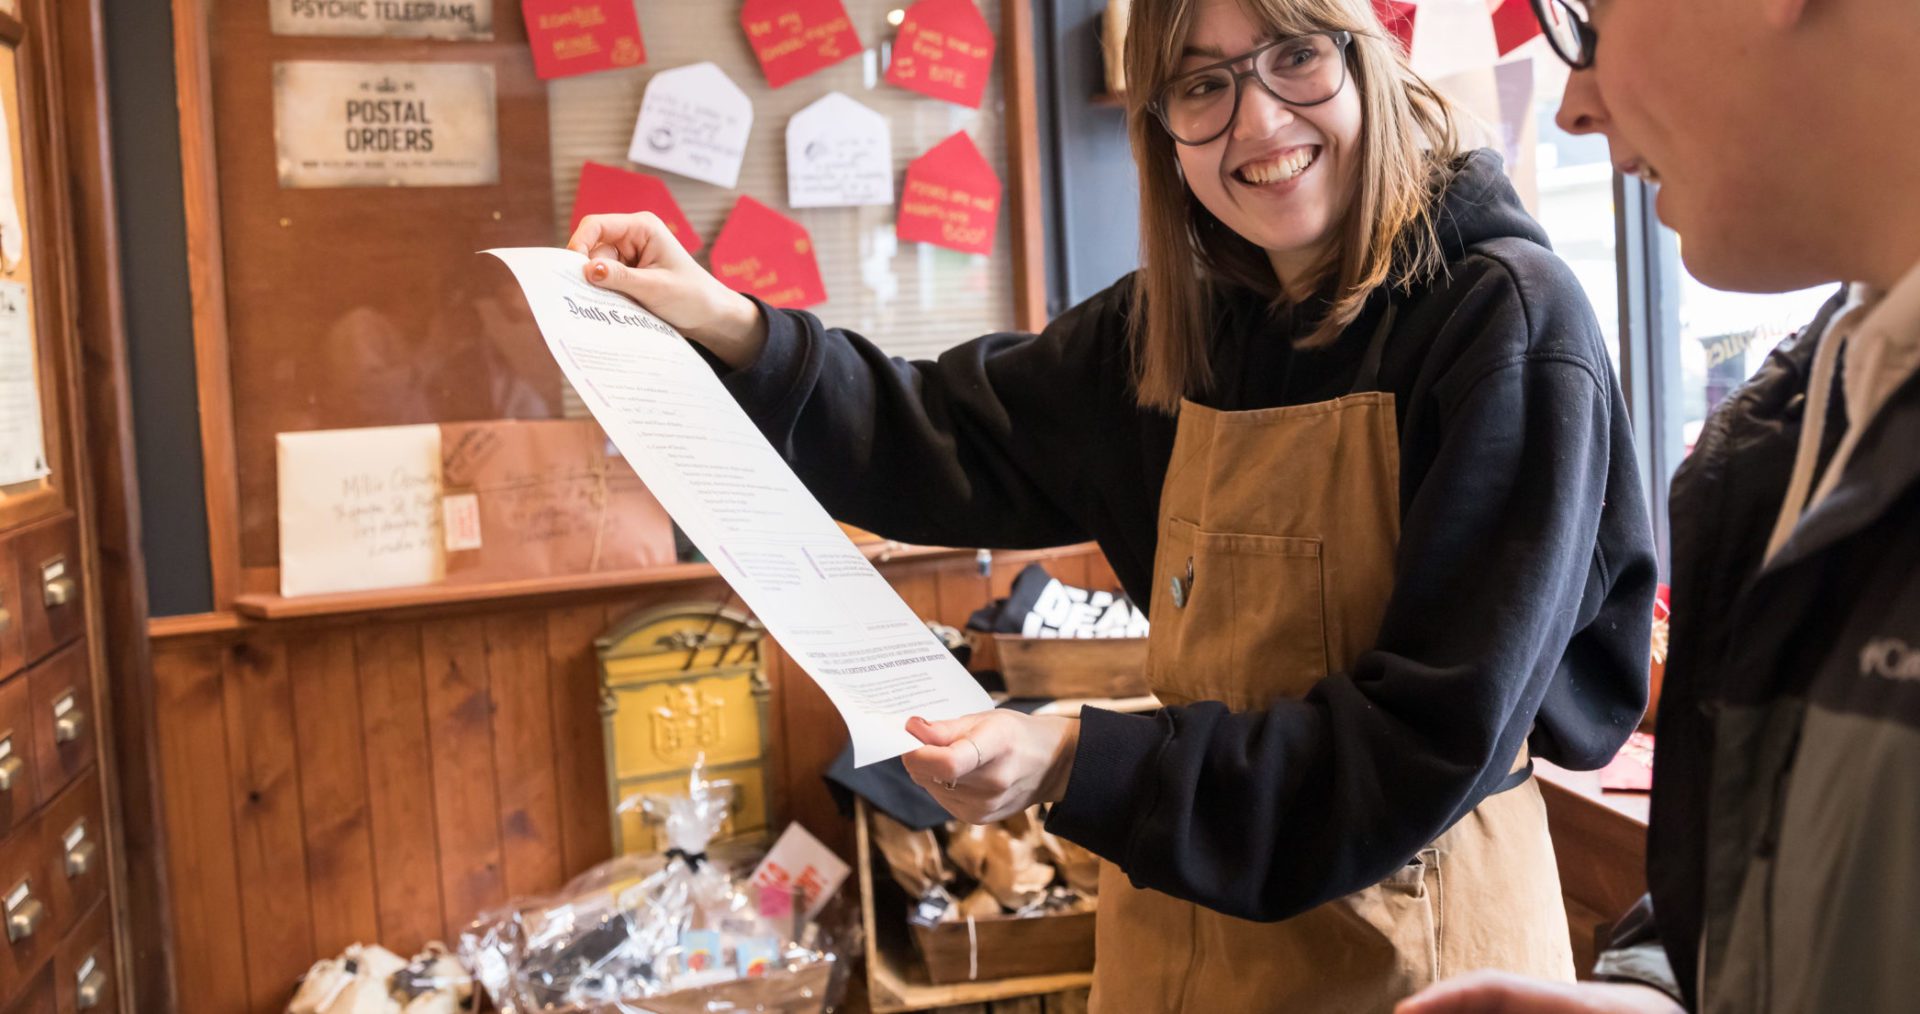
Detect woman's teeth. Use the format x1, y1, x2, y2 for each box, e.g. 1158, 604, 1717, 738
1236, 148, 1317, 185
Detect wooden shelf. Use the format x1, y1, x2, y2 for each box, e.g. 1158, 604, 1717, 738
226, 540, 964, 621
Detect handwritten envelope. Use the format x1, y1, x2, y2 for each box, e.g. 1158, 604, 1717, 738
570, 161, 704, 253
742, 0, 863, 89
628, 62, 754, 189
897, 131, 1001, 255
710, 196, 828, 309
885, 0, 995, 108
278, 424, 446, 597
439, 419, 676, 583
787, 92, 893, 208
522, 0, 647, 80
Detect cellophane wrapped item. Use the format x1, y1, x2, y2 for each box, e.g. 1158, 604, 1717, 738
460, 762, 850, 1013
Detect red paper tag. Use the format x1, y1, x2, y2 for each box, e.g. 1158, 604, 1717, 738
1372, 1, 1417, 55
710, 196, 827, 309
1491, 0, 1544, 56
897, 132, 1001, 255
522, 0, 647, 80
742, 0, 864, 89
884, 0, 995, 108
569, 162, 703, 254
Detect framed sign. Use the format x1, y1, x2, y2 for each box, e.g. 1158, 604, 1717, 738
273, 60, 500, 188
268, 0, 494, 39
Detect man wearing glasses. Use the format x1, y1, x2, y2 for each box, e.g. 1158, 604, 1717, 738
1401, 0, 1920, 1012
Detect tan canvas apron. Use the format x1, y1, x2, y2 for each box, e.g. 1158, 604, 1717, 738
1088, 315, 1575, 1012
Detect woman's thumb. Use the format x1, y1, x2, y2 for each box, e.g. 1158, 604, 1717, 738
907, 715, 968, 747
586, 258, 668, 309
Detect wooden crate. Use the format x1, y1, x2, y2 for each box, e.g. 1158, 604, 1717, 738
855, 800, 1094, 1013
911, 907, 1095, 986
992, 636, 1149, 700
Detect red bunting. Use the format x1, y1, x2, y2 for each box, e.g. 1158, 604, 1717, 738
1371, 1, 1417, 55
897, 132, 1001, 256
1491, 0, 1545, 56
569, 162, 703, 254
884, 0, 995, 108
709, 196, 828, 309
742, 0, 864, 88
522, 0, 647, 80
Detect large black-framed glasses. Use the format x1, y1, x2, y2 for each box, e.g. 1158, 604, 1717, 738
1151, 30, 1354, 147
1531, 0, 1597, 70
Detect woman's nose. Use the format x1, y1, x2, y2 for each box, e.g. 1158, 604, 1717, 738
1232, 76, 1297, 141
1555, 67, 1610, 136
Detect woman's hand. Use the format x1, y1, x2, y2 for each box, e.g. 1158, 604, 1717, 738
1396, 973, 1686, 1014
901, 711, 1080, 824
565, 212, 768, 368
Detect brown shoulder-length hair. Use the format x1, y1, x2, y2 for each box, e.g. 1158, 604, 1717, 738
1126, 0, 1462, 412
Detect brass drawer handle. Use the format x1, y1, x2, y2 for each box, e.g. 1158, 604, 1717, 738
0, 752, 20, 793
66, 820, 95, 878
43, 576, 76, 609
76, 953, 106, 1008
5, 882, 42, 942
54, 693, 85, 744
0, 601, 11, 633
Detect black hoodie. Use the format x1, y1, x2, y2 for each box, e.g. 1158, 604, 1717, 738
720, 149, 1656, 921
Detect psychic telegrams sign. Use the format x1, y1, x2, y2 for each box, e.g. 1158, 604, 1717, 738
274, 61, 499, 189
270, 0, 493, 40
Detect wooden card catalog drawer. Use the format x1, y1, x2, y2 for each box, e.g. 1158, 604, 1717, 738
0, 534, 23, 683
0, 810, 53, 998
36, 776, 102, 945
0, 680, 36, 840
24, 650, 88, 809
53, 901, 112, 1014
11, 520, 81, 668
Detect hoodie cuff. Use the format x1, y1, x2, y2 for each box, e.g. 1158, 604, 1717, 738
1043, 706, 1167, 864
717, 295, 810, 423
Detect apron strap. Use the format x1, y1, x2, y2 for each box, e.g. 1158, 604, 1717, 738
1492, 758, 1535, 795
1349, 298, 1398, 395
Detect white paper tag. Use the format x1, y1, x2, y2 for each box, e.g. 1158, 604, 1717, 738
77, 956, 95, 983
6, 882, 28, 910
0, 738, 13, 761
750, 823, 851, 919
63, 821, 85, 852
41, 558, 64, 584
441, 492, 483, 551
787, 92, 894, 208
53, 693, 74, 719
628, 62, 755, 189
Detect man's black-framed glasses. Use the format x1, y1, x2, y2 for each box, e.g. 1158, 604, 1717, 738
1151, 30, 1354, 147
1531, 0, 1596, 70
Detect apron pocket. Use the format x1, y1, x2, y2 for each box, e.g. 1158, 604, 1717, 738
1327, 848, 1443, 996
1151, 518, 1330, 709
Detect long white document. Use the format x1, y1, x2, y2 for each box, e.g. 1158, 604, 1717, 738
487, 247, 993, 765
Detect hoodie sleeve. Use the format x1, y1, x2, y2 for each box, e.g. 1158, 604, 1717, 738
1045, 261, 1644, 920
712, 281, 1138, 551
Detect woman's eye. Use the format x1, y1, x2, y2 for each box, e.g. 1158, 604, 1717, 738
1185, 77, 1225, 97
1281, 46, 1317, 67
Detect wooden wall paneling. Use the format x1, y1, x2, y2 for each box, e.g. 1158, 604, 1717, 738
152, 642, 248, 1013
168, 0, 241, 608
932, 563, 991, 632
286, 629, 379, 961
484, 613, 565, 900
220, 637, 317, 1012
770, 642, 854, 860
1003, 0, 1049, 332
53, 0, 175, 1003
419, 617, 507, 939
353, 624, 444, 955
545, 604, 612, 882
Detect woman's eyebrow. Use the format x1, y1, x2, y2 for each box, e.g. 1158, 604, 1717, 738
1180, 34, 1280, 60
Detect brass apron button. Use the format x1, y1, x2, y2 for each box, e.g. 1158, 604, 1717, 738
1170, 557, 1194, 608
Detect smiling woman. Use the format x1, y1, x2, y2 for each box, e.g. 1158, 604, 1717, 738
568, 0, 1656, 1008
